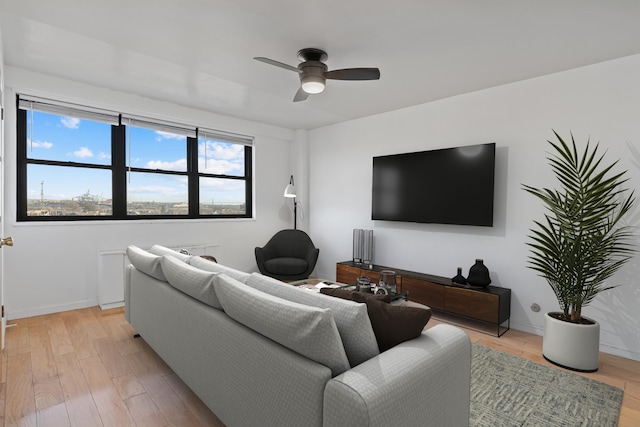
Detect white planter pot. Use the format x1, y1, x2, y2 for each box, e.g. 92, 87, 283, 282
542, 312, 600, 372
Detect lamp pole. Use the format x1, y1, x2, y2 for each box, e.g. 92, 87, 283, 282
293, 197, 297, 230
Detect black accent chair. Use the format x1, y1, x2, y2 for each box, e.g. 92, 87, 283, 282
255, 230, 319, 281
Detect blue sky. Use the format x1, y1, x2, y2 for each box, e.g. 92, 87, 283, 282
27, 111, 246, 204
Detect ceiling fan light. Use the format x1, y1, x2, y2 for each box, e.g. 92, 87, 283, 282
301, 75, 325, 94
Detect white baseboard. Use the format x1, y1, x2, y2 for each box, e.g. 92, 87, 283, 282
7, 298, 98, 320
510, 321, 544, 337
599, 341, 640, 361
99, 301, 125, 310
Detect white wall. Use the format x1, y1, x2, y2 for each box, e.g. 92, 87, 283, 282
3, 67, 297, 319
308, 54, 640, 361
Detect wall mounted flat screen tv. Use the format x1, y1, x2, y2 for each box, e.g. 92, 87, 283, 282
372, 143, 495, 226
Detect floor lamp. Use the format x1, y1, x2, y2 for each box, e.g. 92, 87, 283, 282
284, 175, 298, 230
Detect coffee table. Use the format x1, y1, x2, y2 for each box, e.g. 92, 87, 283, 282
290, 277, 410, 303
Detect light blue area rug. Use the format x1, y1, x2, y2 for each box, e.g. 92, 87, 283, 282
471, 344, 623, 426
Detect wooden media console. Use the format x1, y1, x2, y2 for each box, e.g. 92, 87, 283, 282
336, 261, 511, 337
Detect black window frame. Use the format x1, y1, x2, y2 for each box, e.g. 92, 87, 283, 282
16, 95, 253, 221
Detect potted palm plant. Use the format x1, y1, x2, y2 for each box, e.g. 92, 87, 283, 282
522, 131, 635, 372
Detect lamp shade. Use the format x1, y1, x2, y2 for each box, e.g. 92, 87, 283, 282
284, 175, 296, 198
301, 75, 325, 94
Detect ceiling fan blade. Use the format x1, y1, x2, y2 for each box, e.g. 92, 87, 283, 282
254, 57, 301, 73
325, 68, 381, 81
293, 88, 309, 102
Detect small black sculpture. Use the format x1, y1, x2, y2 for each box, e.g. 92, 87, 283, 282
467, 259, 491, 287
451, 267, 467, 285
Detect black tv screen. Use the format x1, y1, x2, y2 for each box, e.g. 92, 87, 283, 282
372, 143, 495, 226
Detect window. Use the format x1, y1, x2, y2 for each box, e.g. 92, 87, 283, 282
198, 133, 249, 216
17, 95, 253, 221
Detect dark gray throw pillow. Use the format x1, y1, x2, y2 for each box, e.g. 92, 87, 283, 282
350, 292, 431, 352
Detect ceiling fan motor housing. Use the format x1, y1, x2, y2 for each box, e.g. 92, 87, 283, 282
297, 48, 328, 63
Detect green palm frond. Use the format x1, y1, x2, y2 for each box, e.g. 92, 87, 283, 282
522, 131, 636, 323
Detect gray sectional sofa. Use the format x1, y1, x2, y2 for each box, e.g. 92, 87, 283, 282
124, 244, 472, 427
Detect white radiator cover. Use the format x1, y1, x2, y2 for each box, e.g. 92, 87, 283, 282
97, 243, 219, 309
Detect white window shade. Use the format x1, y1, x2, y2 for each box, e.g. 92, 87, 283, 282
121, 114, 196, 138
198, 128, 254, 146
18, 95, 120, 126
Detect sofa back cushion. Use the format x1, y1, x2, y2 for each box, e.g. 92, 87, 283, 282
189, 256, 251, 283
161, 255, 222, 310
148, 244, 192, 262
215, 274, 350, 377
126, 245, 166, 281
245, 273, 379, 367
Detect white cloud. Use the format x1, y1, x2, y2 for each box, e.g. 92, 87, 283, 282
31, 140, 53, 148
156, 131, 185, 140
198, 158, 243, 175
199, 141, 244, 160
145, 159, 187, 171
73, 147, 93, 158
61, 117, 80, 129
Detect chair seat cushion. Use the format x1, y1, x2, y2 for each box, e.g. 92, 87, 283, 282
264, 257, 308, 275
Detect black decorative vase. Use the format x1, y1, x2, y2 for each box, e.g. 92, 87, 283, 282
467, 259, 491, 287
451, 267, 467, 285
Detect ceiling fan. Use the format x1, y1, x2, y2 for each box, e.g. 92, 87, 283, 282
254, 48, 381, 102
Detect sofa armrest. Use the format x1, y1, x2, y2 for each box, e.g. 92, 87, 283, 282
323, 324, 471, 427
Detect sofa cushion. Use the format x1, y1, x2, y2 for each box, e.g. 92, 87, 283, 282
245, 273, 379, 367
160, 255, 222, 310
148, 244, 192, 262
189, 256, 251, 283
351, 293, 432, 352
215, 274, 350, 377
126, 245, 166, 281
264, 257, 308, 275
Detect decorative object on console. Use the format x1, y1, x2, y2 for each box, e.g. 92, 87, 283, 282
374, 286, 387, 295
466, 259, 491, 287
379, 270, 397, 293
362, 229, 373, 267
352, 228, 374, 267
352, 229, 363, 263
452, 267, 467, 285
283, 175, 299, 230
356, 275, 371, 292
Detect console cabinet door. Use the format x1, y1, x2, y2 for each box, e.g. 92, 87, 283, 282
445, 287, 498, 323
336, 264, 362, 285
402, 277, 445, 310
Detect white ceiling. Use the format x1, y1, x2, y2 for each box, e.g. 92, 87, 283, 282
2, 0, 640, 130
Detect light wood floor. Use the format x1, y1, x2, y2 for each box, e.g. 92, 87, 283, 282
1, 307, 638, 426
